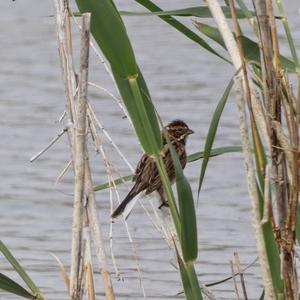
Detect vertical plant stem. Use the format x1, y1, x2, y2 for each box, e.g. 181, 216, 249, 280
268, 2, 299, 297
275, 0, 299, 69
255, 1, 299, 298
204, 0, 241, 70
155, 156, 181, 235
234, 252, 248, 300
185, 263, 203, 300
205, 1, 275, 298
229, 0, 265, 180
230, 260, 240, 300
54, 1, 115, 298
70, 13, 91, 300
234, 76, 275, 299
83, 228, 96, 300
85, 161, 115, 300
128, 77, 161, 155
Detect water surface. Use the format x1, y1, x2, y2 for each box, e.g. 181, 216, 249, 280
1, 1, 299, 299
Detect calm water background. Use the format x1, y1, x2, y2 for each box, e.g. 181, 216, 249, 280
1, 1, 299, 299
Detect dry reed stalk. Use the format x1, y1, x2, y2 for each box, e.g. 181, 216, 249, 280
229, 0, 266, 180
86, 107, 122, 280
86, 102, 148, 296
86, 262, 96, 300
233, 253, 248, 300
54, 1, 115, 299
51, 253, 70, 294
82, 227, 96, 300
69, 13, 91, 300
234, 76, 275, 299
87, 103, 136, 281
200, 284, 220, 300
261, 164, 270, 225
30, 128, 67, 162
84, 162, 115, 300
70, 13, 132, 125
72, 11, 190, 294
230, 260, 240, 300
254, 0, 288, 228
204, 0, 275, 298
254, 1, 299, 298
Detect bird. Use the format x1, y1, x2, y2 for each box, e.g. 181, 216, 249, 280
111, 120, 194, 219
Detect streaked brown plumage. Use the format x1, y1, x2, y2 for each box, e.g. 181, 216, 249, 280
111, 120, 194, 218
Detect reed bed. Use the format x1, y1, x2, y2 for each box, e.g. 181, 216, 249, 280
1, 0, 299, 299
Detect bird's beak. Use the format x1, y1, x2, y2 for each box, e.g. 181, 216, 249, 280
187, 129, 194, 135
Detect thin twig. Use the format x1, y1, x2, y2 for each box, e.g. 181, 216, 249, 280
70, 13, 133, 125
85, 162, 115, 300
88, 82, 126, 116
206, 257, 259, 287
55, 159, 72, 186
87, 102, 134, 173
234, 252, 248, 300
51, 253, 70, 294
230, 260, 240, 300
30, 128, 67, 162
272, 120, 293, 181
87, 108, 123, 281
261, 164, 270, 225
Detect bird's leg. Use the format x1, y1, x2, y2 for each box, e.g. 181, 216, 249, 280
157, 187, 169, 209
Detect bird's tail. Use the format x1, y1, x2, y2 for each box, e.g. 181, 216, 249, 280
111, 187, 139, 218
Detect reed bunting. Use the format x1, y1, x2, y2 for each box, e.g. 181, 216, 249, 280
111, 120, 194, 218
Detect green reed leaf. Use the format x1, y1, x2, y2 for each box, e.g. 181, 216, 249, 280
121, 6, 252, 19
177, 253, 194, 300
75, 0, 137, 77
76, 0, 162, 155
188, 146, 242, 163
113, 68, 162, 155
256, 189, 284, 295
185, 262, 203, 300
93, 146, 242, 192
197, 78, 234, 201
194, 22, 226, 48
176, 243, 202, 300
236, 0, 255, 20
94, 175, 133, 192
194, 21, 296, 73
168, 141, 197, 263
259, 289, 265, 300
276, 0, 299, 69
155, 156, 181, 235
133, 0, 229, 63
0, 273, 34, 299
0, 241, 41, 296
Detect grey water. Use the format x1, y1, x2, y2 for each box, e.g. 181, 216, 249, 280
1, 0, 299, 299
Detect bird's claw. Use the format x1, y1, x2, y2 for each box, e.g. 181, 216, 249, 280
158, 202, 169, 209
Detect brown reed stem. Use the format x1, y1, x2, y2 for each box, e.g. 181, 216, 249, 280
234, 252, 248, 300
230, 260, 240, 300
69, 13, 91, 300
54, 1, 115, 298
205, 1, 275, 297
84, 162, 115, 300
254, 1, 299, 298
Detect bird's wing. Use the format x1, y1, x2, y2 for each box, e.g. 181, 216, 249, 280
132, 153, 157, 193
146, 141, 187, 194
133, 153, 149, 181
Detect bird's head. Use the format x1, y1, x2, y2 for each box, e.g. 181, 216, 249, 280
165, 119, 194, 143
